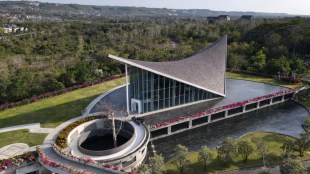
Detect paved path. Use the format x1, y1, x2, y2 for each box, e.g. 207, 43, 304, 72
85, 84, 126, 116
0, 143, 29, 160
0, 123, 54, 134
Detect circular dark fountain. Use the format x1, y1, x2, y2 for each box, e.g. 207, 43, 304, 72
77, 120, 136, 156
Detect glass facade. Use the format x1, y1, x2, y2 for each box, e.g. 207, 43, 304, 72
129, 66, 219, 114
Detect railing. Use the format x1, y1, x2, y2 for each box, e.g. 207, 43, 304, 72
149, 87, 298, 131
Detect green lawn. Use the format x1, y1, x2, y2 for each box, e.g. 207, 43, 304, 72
0, 129, 47, 148
166, 132, 310, 174
227, 72, 302, 88
0, 77, 125, 128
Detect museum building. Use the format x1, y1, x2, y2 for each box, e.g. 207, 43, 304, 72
109, 35, 227, 114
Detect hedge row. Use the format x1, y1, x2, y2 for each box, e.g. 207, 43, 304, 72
0, 74, 124, 111
55, 115, 107, 148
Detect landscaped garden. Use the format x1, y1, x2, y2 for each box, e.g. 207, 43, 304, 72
0, 77, 124, 148
164, 132, 310, 174
0, 77, 125, 128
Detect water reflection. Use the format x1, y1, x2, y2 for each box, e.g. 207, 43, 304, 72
152, 101, 309, 159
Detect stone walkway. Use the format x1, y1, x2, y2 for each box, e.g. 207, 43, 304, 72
0, 123, 54, 134
0, 143, 29, 160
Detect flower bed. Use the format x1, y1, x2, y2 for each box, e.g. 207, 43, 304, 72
52, 144, 134, 173
0, 74, 124, 111
0, 151, 38, 172
149, 88, 299, 130
38, 148, 92, 174
55, 115, 107, 148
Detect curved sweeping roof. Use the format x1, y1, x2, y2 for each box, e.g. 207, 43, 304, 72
109, 35, 227, 96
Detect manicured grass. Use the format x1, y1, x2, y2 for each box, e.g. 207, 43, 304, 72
0, 77, 125, 128
227, 72, 302, 88
165, 132, 310, 174
0, 129, 47, 148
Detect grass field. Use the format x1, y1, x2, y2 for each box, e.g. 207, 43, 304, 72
226, 72, 302, 88
0, 77, 125, 128
165, 132, 310, 174
0, 129, 47, 148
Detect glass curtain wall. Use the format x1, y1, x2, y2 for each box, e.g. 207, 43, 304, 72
129, 66, 219, 114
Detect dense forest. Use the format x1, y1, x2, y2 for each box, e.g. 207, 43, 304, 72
0, 16, 309, 104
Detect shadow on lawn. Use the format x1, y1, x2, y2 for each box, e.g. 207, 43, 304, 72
0, 95, 99, 128
166, 157, 264, 174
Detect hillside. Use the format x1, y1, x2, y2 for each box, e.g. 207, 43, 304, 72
0, 1, 297, 18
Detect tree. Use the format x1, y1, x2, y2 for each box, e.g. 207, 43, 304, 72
0, 76, 8, 103
294, 132, 310, 156
290, 57, 306, 74
280, 159, 304, 174
148, 154, 166, 174
171, 144, 190, 174
227, 53, 248, 70
267, 56, 291, 75
237, 139, 255, 162
307, 167, 310, 174
251, 49, 266, 71
100, 102, 127, 148
304, 118, 310, 130
198, 146, 213, 170
281, 138, 295, 158
265, 152, 282, 167
217, 137, 238, 164
252, 138, 269, 167
137, 164, 151, 174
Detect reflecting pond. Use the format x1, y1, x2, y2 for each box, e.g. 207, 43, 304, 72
152, 101, 309, 159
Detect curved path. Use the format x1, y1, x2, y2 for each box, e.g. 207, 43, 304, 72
39, 85, 130, 174
40, 144, 116, 174
0, 123, 54, 134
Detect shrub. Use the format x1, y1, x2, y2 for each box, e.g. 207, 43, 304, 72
55, 115, 107, 148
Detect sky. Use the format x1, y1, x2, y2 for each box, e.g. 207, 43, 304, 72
15, 0, 310, 15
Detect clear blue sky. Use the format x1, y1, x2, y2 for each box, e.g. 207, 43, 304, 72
18, 0, 310, 15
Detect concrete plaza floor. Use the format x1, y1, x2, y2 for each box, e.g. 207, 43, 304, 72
0, 143, 29, 160
90, 79, 287, 125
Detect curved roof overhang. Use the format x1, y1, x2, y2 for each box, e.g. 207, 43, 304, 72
109, 35, 227, 97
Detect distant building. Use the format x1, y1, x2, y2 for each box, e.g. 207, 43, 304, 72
218, 15, 231, 21
0, 25, 28, 34
207, 16, 219, 23
207, 15, 231, 24
241, 15, 255, 20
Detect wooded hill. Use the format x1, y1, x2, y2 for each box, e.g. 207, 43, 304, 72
0, 12, 309, 105
0, 1, 295, 18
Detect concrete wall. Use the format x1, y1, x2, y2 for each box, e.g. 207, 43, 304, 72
150, 93, 294, 140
